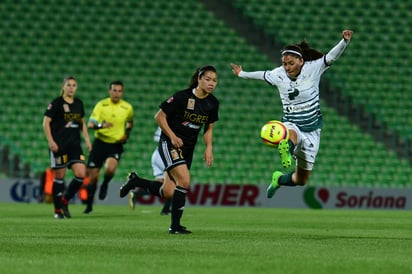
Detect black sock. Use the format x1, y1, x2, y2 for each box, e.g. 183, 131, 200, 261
278, 172, 296, 186
64, 177, 84, 201
52, 179, 65, 211
171, 186, 188, 229
135, 177, 163, 197
101, 174, 113, 187
162, 198, 172, 212
86, 184, 97, 208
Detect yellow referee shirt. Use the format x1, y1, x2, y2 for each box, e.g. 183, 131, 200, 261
89, 98, 134, 143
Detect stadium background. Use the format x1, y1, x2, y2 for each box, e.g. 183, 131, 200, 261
1, 0, 411, 188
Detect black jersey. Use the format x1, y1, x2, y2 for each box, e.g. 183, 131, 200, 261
160, 88, 219, 147
44, 96, 85, 149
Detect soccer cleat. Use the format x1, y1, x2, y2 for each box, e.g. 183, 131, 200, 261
120, 172, 139, 198
128, 191, 136, 209
169, 226, 192, 234
278, 139, 292, 169
61, 198, 71, 218
267, 171, 282, 198
83, 206, 93, 214
160, 209, 171, 216
54, 213, 64, 219
98, 182, 108, 200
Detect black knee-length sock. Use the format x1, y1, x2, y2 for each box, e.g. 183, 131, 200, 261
64, 177, 84, 201
135, 177, 163, 197
86, 183, 97, 208
171, 186, 188, 229
52, 179, 65, 211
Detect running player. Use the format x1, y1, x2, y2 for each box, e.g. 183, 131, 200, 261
84, 80, 134, 214
231, 30, 353, 198
43, 76, 92, 219
120, 65, 220, 234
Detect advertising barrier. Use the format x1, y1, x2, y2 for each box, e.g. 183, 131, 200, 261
1, 178, 411, 209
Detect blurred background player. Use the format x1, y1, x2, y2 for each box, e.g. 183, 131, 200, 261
120, 65, 220, 234
43, 76, 92, 219
231, 30, 353, 198
84, 80, 134, 214
129, 126, 172, 215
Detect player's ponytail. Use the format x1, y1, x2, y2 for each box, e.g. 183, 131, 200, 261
282, 41, 323, 62
296, 41, 323, 61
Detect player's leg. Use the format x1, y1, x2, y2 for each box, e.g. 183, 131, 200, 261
268, 129, 319, 198
61, 162, 86, 218
278, 128, 297, 169
167, 165, 191, 234
98, 157, 119, 200
84, 167, 99, 213
52, 167, 67, 219
120, 172, 166, 198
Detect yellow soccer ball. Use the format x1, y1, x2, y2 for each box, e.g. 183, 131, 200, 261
260, 120, 290, 148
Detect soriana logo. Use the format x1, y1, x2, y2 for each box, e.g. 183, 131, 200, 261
304, 187, 408, 209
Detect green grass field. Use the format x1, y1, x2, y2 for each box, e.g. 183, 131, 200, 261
1, 203, 411, 274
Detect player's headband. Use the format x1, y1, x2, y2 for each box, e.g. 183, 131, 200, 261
198, 65, 217, 78
281, 50, 303, 58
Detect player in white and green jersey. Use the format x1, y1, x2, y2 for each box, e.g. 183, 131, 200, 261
231, 30, 353, 198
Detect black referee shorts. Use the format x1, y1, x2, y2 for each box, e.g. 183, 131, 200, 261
87, 138, 124, 168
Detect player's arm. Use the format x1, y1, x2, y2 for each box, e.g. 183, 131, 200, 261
42, 116, 58, 153
118, 105, 134, 144
230, 63, 266, 80
154, 109, 183, 148
81, 117, 92, 152
118, 120, 133, 144
325, 30, 353, 65
87, 103, 112, 130
203, 123, 215, 168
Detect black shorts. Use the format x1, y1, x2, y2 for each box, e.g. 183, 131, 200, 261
50, 143, 86, 169
87, 138, 124, 168
158, 137, 195, 171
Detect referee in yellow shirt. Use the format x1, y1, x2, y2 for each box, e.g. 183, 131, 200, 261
84, 80, 134, 213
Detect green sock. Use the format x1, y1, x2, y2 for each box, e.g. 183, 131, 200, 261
278, 172, 296, 186
288, 140, 295, 154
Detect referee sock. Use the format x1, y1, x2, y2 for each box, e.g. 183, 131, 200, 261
86, 183, 97, 208
101, 174, 113, 187
278, 172, 296, 186
52, 179, 65, 210
171, 186, 188, 229
64, 177, 84, 201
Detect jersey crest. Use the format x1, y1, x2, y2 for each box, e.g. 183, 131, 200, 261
187, 98, 195, 110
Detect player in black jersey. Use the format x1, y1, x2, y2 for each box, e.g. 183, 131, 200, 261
43, 76, 91, 219
120, 65, 220, 234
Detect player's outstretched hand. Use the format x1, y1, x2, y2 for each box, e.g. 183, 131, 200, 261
230, 63, 242, 76
342, 30, 353, 42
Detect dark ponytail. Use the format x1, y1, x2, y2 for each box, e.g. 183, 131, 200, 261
297, 41, 323, 61
282, 41, 323, 61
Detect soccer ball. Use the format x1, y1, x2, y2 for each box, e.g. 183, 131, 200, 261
260, 120, 289, 147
